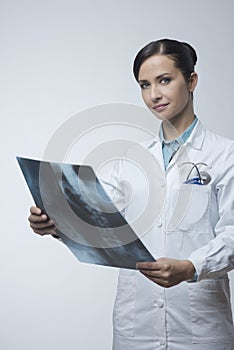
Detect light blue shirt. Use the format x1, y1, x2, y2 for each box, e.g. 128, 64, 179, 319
159, 116, 198, 170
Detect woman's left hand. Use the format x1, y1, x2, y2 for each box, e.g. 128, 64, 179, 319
136, 258, 195, 288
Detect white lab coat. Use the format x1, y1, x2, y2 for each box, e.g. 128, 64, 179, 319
103, 120, 234, 350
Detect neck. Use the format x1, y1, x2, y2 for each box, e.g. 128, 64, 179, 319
162, 112, 195, 141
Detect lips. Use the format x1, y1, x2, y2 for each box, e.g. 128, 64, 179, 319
153, 103, 169, 112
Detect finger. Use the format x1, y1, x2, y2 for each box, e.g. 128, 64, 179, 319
140, 268, 174, 280
140, 272, 163, 284
31, 225, 56, 235
28, 214, 51, 223
30, 206, 42, 215
30, 221, 55, 230
136, 261, 159, 270
33, 229, 56, 236
29, 206, 51, 221
139, 270, 161, 279
140, 270, 181, 288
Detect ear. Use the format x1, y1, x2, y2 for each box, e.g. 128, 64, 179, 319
188, 72, 198, 92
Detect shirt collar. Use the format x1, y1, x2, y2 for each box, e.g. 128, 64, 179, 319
159, 116, 198, 146
146, 117, 206, 151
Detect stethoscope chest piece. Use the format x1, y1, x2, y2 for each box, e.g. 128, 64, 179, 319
200, 171, 211, 185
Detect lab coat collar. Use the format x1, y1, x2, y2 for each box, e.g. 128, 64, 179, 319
185, 119, 206, 150
147, 119, 206, 151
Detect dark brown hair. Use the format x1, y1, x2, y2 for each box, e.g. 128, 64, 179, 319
133, 38, 197, 82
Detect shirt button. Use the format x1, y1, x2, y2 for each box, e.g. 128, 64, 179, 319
157, 299, 164, 308
161, 183, 166, 188
157, 221, 162, 228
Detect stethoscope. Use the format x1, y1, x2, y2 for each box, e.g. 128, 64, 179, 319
179, 162, 212, 185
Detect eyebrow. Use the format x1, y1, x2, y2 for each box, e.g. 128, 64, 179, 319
138, 72, 171, 83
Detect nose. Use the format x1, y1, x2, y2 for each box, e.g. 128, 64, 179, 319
150, 84, 162, 102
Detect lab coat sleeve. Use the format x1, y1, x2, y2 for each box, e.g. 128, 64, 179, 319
188, 142, 234, 281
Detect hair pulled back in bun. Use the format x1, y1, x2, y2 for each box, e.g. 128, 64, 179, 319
133, 38, 197, 82
181, 42, 197, 66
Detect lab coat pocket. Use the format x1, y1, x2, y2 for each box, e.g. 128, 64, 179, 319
168, 184, 210, 233
113, 273, 136, 337
189, 278, 234, 343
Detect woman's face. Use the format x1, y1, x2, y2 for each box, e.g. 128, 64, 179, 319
138, 54, 197, 122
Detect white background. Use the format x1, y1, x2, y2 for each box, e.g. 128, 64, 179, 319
1, 0, 234, 349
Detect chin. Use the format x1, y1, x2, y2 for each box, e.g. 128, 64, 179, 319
151, 110, 172, 121
150, 109, 163, 120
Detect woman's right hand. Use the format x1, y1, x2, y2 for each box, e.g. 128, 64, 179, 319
28, 206, 57, 237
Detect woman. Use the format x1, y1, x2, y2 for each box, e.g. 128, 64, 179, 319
29, 39, 234, 349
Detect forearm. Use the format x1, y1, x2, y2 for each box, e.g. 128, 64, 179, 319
188, 230, 234, 281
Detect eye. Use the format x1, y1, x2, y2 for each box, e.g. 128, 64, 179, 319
160, 77, 171, 85
139, 82, 150, 89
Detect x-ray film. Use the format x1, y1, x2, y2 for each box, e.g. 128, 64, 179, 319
17, 157, 155, 269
